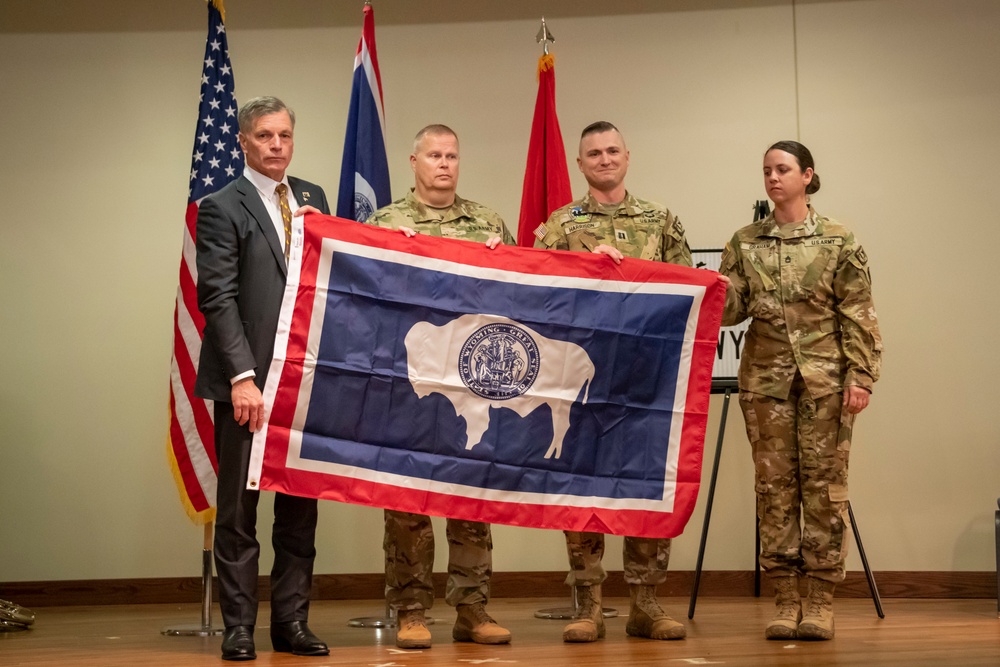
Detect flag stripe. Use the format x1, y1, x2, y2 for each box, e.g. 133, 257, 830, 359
168, 392, 210, 513
358, 5, 385, 118
174, 284, 216, 449
169, 385, 216, 504
167, 392, 211, 518
170, 277, 218, 510
357, 40, 385, 137
169, 301, 216, 511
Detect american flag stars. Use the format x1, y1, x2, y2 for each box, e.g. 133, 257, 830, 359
188, 6, 241, 202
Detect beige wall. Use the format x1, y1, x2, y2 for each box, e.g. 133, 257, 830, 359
1, 0, 997, 583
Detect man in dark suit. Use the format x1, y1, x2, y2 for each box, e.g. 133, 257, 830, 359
195, 96, 330, 661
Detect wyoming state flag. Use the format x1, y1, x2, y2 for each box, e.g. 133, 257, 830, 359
248, 215, 725, 538
336, 2, 390, 221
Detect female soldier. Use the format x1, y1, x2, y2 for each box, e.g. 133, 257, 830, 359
720, 141, 882, 640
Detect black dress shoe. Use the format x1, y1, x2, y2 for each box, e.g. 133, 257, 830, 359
221, 625, 256, 661
270, 620, 330, 656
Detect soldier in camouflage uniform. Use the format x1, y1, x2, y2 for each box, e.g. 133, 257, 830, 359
720, 140, 882, 641
534, 121, 691, 643
367, 190, 513, 245
365, 124, 513, 650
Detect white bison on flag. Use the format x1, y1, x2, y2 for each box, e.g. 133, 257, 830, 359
404, 314, 595, 459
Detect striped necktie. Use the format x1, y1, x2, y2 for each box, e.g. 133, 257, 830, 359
275, 183, 292, 263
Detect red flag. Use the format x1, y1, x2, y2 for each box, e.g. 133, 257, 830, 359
166, 0, 243, 524
517, 53, 572, 247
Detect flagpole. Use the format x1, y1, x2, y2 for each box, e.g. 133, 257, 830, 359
524, 17, 616, 621
163, 0, 238, 637
162, 522, 221, 636
336, 1, 415, 628
342, 3, 389, 630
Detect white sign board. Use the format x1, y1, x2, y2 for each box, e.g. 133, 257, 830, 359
691, 249, 748, 386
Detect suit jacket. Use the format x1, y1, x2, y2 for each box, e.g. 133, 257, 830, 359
194, 174, 330, 402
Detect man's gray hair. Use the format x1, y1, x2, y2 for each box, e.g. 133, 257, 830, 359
412, 123, 458, 152
238, 96, 296, 133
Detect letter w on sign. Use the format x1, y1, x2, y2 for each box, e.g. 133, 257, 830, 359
248, 215, 725, 538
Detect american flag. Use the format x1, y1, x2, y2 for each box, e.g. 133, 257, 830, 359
167, 0, 242, 523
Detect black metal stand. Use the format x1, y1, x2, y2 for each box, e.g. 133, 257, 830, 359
995, 498, 1000, 618
687, 383, 883, 619
755, 516, 761, 597
687, 385, 734, 619
849, 501, 885, 618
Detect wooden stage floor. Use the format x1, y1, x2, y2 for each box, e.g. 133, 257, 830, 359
2, 596, 998, 666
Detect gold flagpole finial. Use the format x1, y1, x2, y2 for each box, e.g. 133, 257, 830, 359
210, 0, 226, 23
536, 17, 555, 55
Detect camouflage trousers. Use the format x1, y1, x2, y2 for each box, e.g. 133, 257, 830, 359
564, 531, 671, 587
738, 375, 855, 584
384, 510, 492, 610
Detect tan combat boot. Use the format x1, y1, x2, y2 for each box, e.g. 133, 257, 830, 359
625, 584, 686, 640
396, 608, 432, 649
765, 576, 801, 640
452, 602, 512, 644
797, 577, 836, 640
562, 585, 605, 642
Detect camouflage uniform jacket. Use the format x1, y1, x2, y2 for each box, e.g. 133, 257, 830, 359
365, 188, 514, 245
533, 191, 693, 266
720, 209, 882, 401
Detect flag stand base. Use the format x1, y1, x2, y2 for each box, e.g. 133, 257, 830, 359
163, 533, 223, 636
162, 622, 222, 637
534, 586, 618, 620
348, 603, 437, 628
0, 599, 35, 631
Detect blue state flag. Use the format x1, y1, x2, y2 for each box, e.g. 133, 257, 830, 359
336, 3, 391, 222
249, 215, 726, 539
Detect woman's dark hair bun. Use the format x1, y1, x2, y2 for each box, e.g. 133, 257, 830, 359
806, 171, 821, 195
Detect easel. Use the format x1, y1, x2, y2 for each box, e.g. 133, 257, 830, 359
687, 380, 884, 620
